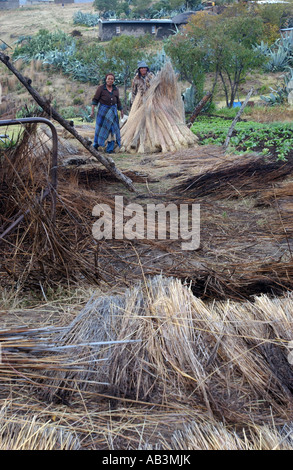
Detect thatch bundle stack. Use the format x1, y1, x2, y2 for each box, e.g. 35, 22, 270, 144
13, 275, 291, 420
2, 275, 293, 449
120, 63, 198, 154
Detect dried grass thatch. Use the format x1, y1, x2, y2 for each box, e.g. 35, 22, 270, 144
0, 407, 81, 450
1, 276, 293, 449
120, 63, 198, 154
3, 278, 293, 415
0, 123, 105, 289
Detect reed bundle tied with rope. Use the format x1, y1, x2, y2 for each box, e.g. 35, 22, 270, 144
120, 63, 198, 154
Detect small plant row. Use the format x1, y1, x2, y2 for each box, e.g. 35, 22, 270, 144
191, 116, 293, 161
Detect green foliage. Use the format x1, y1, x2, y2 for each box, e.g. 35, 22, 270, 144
183, 84, 195, 113
92, 0, 203, 19
12, 29, 104, 85
104, 34, 155, 92
263, 42, 291, 72
15, 103, 43, 118
93, 0, 118, 13
149, 48, 169, 74
254, 29, 293, 73
130, 0, 153, 17
166, 8, 264, 108
261, 85, 287, 106
73, 10, 100, 27
191, 116, 293, 161
11, 26, 156, 93
261, 67, 293, 105
76, 106, 94, 122
60, 106, 77, 119
13, 29, 73, 62
164, 32, 206, 102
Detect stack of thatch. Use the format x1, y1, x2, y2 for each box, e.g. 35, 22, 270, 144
2, 276, 293, 426
120, 62, 198, 154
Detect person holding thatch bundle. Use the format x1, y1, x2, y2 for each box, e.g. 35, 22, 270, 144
90, 73, 124, 154
131, 60, 155, 105
120, 62, 198, 154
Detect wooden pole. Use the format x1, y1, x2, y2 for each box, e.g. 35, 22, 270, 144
224, 87, 254, 150
0, 52, 138, 194
187, 92, 212, 128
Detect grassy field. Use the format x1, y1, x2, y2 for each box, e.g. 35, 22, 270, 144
0, 2, 95, 45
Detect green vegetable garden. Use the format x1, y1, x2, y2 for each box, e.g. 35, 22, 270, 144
192, 116, 293, 161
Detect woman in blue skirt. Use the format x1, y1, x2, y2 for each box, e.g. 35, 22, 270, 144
90, 73, 124, 154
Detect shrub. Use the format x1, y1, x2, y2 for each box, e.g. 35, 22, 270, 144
73, 11, 100, 27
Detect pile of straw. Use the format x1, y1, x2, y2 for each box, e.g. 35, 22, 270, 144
120, 63, 198, 154
0, 410, 81, 450
2, 275, 293, 449
4, 277, 292, 412
0, 123, 104, 289
2, 117, 293, 301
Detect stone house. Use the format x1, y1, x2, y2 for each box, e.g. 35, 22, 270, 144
97, 11, 198, 42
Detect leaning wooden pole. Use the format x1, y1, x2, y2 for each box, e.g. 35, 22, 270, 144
0, 52, 138, 194
224, 87, 254, 150
187, 91, 212, 128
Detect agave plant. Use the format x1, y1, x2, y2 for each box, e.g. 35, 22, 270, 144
263, 46, 291, 72
253, 40, 270, 56
149, 48, 169, 73
76, 106, 93, 122
183, 84, 196, 113
73, 11, 100, 27
255, 33, 293, 73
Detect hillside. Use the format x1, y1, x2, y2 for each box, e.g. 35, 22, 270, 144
0, 2, 285, 114
0, 2, 95, 45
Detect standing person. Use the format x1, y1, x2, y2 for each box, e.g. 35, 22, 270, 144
131, 60, 154, 105
90, 73, 124, 154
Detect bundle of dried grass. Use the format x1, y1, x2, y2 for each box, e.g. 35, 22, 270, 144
2, 275, 293, 449
170, 151, 293, 199
169, 421, 293, 450
0, 406, 80, 450
0, 123, 111, 289
120, 63, 198, 154
7, 275, 289, 423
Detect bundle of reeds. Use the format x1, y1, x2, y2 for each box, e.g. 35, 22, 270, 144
120, 63, 198, 154
170, 151, 293, 199
2, 275, 293, 449
0, 409, 81, 450
5, 276, 290, 420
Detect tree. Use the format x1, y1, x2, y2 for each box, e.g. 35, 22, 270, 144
255, 3, 291, 44
131, 0, 152, 17
164, 32, 206, 103
167, 9, 265, 107
93, 0, 118, 13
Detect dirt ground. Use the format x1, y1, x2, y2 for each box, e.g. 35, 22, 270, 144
50, 120, 293, 301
